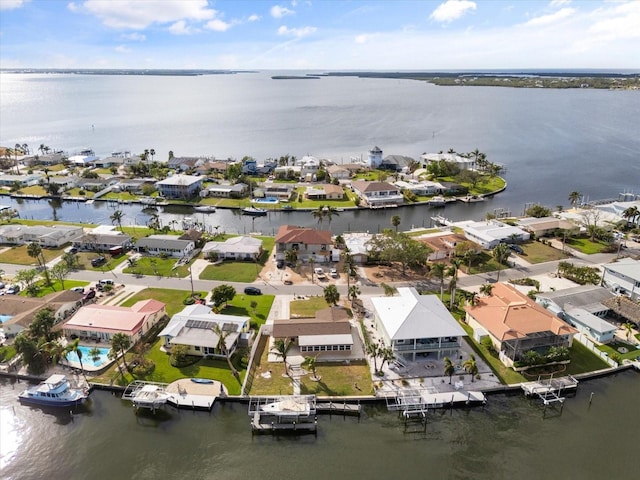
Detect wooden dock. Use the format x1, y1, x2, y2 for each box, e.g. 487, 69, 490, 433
316, 401, 362, 417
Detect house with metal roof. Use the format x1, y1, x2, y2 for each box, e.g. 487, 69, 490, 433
371, 287, 467, 361
62, 299, 166, 342
459, 219, 530, 249
275, 225, 332, 263
272, 307, 359, 359
202, 236, 263, 261
0, 224, 83, 248
465, 283, 577, 367
536, 285, 615, 318
136, 234, 195, 258
155, 174, 203, 199
73, 231, 132, 252
601, 258, 640, 300
158, 304, 250, 358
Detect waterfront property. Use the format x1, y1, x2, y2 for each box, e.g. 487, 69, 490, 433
394, 179, 445, 196
516, 216, 579, 238
135, 234, 195, 258
370, 287, 467, 361
600, 258, 640, 300
327, 165, 351, 180
158, 304, 251, 357
201, 182, 248, 199
0, 224, 83, 248
465, 283, 577, 367
459, 219, 530, 249
418, 233, 477, 262
155, 174, 203, 199
202, 235, 263, 261
421, 152, 475, 171
342, 232, 373, 263
73, 230, 132, 253
62, 299, 166, 342
304, 184, 345, 200
275, 225, 332, 263
271, 306, 360, 358
0, 173, 44, 188
350, 180, 404, 207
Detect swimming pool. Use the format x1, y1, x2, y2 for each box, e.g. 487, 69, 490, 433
253, 197, 279, 204
66, 345, 111, 368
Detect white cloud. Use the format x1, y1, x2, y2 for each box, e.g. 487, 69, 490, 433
248, 14, 260, 22
205, 19, 231, 32
586, 2, 640, 42
523, 7, 576, 26
115, 44, 131, 53
277, 25, 316, 37
271, 5, 295, 19
121, 32, 146, 41
0, 0, 29, 11
430, 0, 476, 24
355, 34, 374, 45
169, 20, 197, 36
73, 0, 215, 29
550, 0, 571, 7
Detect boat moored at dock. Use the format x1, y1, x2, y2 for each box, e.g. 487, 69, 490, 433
18, 374, 89, 407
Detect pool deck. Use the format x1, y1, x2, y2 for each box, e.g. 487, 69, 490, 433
165, 378, 226, 410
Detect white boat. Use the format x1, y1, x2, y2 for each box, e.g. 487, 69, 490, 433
242, 207, 268, 216
459, 195, 485, 203
18, 374, 88, 407
427, 196, 447, 207
260, 398, 311, 415
85, 199, 95, 205
194, 205, 216, 213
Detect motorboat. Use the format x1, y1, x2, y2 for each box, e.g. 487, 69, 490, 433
459, 195, 485, 203
427, 196, 447, 207
18, 374, 88, 407
260, 398, 310, 415
193, 205, 216, 213
242, 207, 268, 216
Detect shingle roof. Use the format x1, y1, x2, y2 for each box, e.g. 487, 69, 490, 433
275, 225, 331, 245
272, 307, 351, 338
351, 180, 398, 193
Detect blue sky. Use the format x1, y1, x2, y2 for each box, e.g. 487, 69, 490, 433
1, 0, 638, 70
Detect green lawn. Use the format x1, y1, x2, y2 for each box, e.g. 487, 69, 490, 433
120, 287, 205, 316
64, 188, 94, 198
22, 279, 89, 297
199, 236, 275, 283
8, 219, 96, 228
290, 296, 331, 318
520, 241, 569, 264
76, 252, 129, 271
565, 237, 610, 254
18, 185, 47, 196
597, 341, 640, 362
248, 338, 373, 396
292, 187, 359, 209
90, 338, 245, 395
101, 191, 141, 202
122, 256, 193, 278
119, 226, 156, 241
0, 245, 67, 265
219, 293, 275, 328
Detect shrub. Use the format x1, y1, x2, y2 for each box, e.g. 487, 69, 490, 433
183, 296, 196, 305
131, 358, 155, 376
169, 345, 198, 367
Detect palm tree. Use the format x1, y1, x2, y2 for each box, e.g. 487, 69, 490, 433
348, 285, 361, 306
149, 148, 155, 162
447, 258, 462, 310
342, 248, 355, 292
212, 323, 240, 380
27, 242, 51, 286
479, 283, 494, 296
391, 215, 401, 233
14, 143, 21, 174
459, 289, 478, 306
462, 354, 478, 382
443, 356, 455, 384
568, 191, 582, 209
379, 346, 395, 371
492, 243, 511, 283
110, 209, 125, 232
65, 338, 88, 383
110, 333, 132, 374
430, 262, 447, 301
271, 339, 293, 376
323, 284, 340, 306
312, 205, 325, 226
462, 249, 477, 274
622, 322, 634, 341
366, 343, 380, 374
88, 347, 102, 365
323, 206, 340, 229
301, 355, 319, 380
622, 206, 639, 227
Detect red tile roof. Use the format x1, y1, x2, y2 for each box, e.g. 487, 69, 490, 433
275, 225, 331, 245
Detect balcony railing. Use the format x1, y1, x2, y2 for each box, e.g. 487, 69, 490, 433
393, 341, 460, 352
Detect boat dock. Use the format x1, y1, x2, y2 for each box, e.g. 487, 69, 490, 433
386, 387, 487, 413
248, 395, 318, 434
123, 378, 224, 412
316, 400, 362, 417
521, 375, 578, 411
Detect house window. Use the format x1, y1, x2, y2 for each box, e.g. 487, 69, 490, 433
195, 346, 201, 351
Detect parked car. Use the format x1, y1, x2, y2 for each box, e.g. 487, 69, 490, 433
330, 268, 338, 278
83, 289, 96, 301
6, 285, 20, 295
276, 260, 285, 269
284, 279, 293, 285
314, 267, 326, 279
69, 247, 78, 254
91, 256, 106, 267
509, 244, 524, 254
244, 286, 262, 295
98, 279, 114, 285
0, 282, 5, 289
70, 286, 84, 293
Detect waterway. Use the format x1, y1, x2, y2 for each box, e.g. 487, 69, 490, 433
1, 370, 637, 479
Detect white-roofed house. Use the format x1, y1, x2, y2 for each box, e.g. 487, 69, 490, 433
0, 224, 83, 248
461, 219, 530, 249
601, 258, 640, 300
371, 287, 467, 361
155, 174, 203, 199
202, 236, 263, 261
136, 235, 195, 258
158, 304, 251, 358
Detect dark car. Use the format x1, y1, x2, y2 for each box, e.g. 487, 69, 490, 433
91, 256, 106, 267
244, 287, 262, 295
83, 289, 96, 301
509, 244, 524, 254
276, 260, 285, 269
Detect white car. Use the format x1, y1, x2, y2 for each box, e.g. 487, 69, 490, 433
330, 268, 338, 278
314, 267, 326, 279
